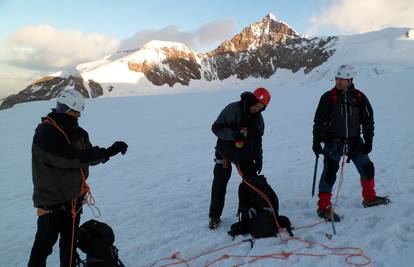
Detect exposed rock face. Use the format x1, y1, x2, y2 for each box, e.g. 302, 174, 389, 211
88, 79, 104, 98
203, 36, 336, 81
200, 14, 336, 80
127, 47, 201, 86
0, 76, 102, 110
210, 13, 300, 55
1, 13, 337, 110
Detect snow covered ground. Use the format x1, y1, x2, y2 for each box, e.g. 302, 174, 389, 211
1, 69, 414, 266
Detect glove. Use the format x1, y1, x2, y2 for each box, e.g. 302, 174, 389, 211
312, 141, 323, 157
254, 157, 263, 174
234, 127, 248, 149
361, 137, 372, 154
106, 141, 128, 157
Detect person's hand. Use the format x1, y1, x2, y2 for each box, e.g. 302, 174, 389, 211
361, 138, 372, 154
106, 141, 128, 157
234, 127, 248, 148
312, 141, 323, 157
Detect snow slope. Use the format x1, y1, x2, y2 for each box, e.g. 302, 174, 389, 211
305, 27, 414, 82
1, 68, 414, 266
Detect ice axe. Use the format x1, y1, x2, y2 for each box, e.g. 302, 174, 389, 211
311, 155, 319, 197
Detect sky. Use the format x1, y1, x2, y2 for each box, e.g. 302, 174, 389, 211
0, 0, 414, 97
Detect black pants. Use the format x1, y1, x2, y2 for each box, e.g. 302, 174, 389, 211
28, 208, 81, 267
209, 151, 232, 219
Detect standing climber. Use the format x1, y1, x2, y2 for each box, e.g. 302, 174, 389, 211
28, 88, 128, 266
312, 65, 389, 222
208, 87, 271, 229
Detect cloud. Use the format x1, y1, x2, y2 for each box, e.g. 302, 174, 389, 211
119, 19, 235, 52
0, 24, 119, 70
307, 0, 414, 35
0, 64, 42, 97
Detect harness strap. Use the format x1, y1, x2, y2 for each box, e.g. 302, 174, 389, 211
214, 157, 229, 169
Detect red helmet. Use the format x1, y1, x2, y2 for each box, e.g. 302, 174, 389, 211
253, 87, 271, 106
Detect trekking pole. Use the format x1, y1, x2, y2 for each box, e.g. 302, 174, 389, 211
330, 210, 337, 235
311, 155, 319, 197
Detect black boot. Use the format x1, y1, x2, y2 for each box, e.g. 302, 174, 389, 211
362, 196, 390, 208
208, 217, 221, 229
317, 207, 341, 222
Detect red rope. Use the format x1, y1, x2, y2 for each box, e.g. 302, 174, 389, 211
43, 117, 98, 267
151, 161, 371, 267
150, 229, 371, 267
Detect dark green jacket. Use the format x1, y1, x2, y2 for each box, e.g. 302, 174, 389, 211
32, 111, 108, 207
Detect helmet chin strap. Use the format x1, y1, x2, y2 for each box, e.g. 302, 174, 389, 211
347, 78, 353, 89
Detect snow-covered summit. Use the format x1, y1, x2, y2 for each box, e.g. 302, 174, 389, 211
266, 12, 280, 22
261, 12, 299, 37
141, 40, 193, 51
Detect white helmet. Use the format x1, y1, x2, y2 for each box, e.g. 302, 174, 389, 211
56, 88, 85, 112
335, 64, 356, 79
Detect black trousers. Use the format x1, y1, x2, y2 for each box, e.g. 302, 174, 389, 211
28, 208, 81, 267
209, 151, 232, 219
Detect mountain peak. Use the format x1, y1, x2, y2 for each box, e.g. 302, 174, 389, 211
264, 12, 281, 23
209, 13, 300, 54
256, 13, 298, 37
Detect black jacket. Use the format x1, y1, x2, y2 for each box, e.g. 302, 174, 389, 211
212, 92, 264, 162
32, 110, 108, 207
313, 85, 374, 143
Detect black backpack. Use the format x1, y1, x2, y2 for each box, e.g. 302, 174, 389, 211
228, 175, 293, 238
77, 219, 125, 267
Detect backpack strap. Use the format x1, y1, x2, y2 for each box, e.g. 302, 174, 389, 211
329, 88, 339, 104
353, 88, 363, 106
327, 88, 338, 115
329, 87, 363, 108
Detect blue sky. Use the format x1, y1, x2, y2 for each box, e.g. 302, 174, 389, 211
0, 0, 328, 39
0, 0, 413, 95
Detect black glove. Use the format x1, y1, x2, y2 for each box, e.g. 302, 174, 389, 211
361, 137, 372, 154
106, 141, 128, 157
312, 140, 323, 157
254, 157, 263, 174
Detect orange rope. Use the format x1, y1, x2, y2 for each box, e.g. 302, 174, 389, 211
149, 240, 249, 267
43, 117, 98, 267
151, 161, 371, 267
150, 234, 371, 267
240, 177, 285, 240
234, 164, 287, 240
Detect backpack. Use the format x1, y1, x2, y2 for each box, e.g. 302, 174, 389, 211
77, 219, 125, 267
228, 175, 293, 238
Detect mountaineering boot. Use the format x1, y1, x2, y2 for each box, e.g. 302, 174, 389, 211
317, 192, 341, 221
208, 217, 221, 229
362, 196, 390, 208
360, 177, 389, 207
317, 207, 341, 222
360, 178, 376, 201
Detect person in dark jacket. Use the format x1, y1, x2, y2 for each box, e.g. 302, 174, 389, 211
312, 65, 389, 222
208, 87, 271, 229
28, 89, 128, 267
